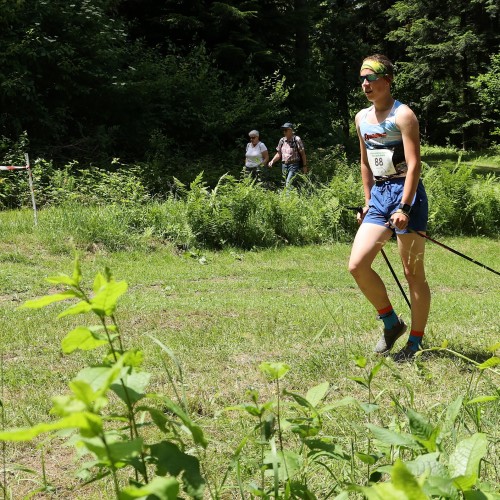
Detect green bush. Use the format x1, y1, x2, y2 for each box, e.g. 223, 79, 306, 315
2, 151, 499, 251
423, 163, 500, 236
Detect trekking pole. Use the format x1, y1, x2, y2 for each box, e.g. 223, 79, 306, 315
345, 206, 411, 309
407, 228, 500, 277
379, 248, 411, 309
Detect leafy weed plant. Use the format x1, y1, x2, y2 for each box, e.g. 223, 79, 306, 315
0, 252, 498, 498
0, 256, 207, 499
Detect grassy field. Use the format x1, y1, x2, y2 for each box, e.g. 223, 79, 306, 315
0, 210, 499, 497
421, 145, 500, 175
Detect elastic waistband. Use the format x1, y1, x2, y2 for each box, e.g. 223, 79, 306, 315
375, 175, 406, 186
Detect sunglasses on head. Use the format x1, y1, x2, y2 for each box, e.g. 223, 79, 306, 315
359, 73, 385, 83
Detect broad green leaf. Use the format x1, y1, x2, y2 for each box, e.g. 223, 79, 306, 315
453, 475, 477, 491
449, 433, 487, 486
264, 449, 301, 481
90, 279, 128, 316
93, 272, 107, 294
306, 382, 329, 407
80, 435, 143, 468
69, 380, 104, 408
487, 342, 500, 352
288, 420, 320, 438
477, 357, 500, 370
75, 361, 124, 396
354, 483, 411, 500
122, 349, 144, 368
391, 459, 427, 500
368, 359, 384, 383
61, 327, 109, 353
355, 452, 378, 465
465, 490, 500, 500
119, 476, 179, 500
348, 376, 368, 388
355, 356, 367, 368
0, 412, 102, 441
407, 408, 434, 440
152, 395, 207, 448
319, 396, 358, 413
440, 395, 463, 440
149, 441, 205, 499
110, 369, 151, 405
423, 475, 459, 498
304, 437, 351, 460
136, 405, 169, 433
366, 423, 422, 450
466, 395, 499, 405
51, 393, 87, 417
284, 390, 316, 412
406, 408, 439, 451
58, 300, 92, 318
78, 435, 108, 462
46, 274, 78, 286
359, 402, 379, 414
404, 452, 448, 478
20, 290, 79, 309
105, 438, 144, 467
259, 361, 290, 380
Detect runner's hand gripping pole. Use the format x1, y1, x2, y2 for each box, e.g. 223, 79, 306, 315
346, 206, 411, 309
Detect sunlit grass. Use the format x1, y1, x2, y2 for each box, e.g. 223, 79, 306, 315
0, 207, 498, 497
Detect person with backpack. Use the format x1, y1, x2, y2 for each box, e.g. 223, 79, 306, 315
244, 130, 269, 180
268, 122, 308, 187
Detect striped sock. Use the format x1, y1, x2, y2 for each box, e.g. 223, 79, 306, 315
408, 330, 424, 351
377, 305, 399, 330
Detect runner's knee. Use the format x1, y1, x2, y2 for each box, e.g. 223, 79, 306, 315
402, 266, 426, 287
349, 259, 369, 278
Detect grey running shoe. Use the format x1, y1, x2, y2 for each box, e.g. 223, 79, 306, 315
374, 316, 407, 354
393, 342, 421, 363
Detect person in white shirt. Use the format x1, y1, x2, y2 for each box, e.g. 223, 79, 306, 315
244, 130, 269, 179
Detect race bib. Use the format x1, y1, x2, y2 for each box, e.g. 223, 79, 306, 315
367, 149, 397, 177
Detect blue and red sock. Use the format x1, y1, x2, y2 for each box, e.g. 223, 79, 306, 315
408, 330, 424, 351
377, 305, 399, 330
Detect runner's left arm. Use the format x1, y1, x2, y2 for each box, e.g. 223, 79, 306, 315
392, 105, 421, 229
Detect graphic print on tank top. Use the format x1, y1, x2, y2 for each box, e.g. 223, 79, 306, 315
359, 100, 408, 178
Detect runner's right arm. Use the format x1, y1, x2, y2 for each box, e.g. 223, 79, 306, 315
355, 111, 373, 222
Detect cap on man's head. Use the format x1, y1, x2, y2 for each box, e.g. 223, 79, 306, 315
280, 122, 294, 130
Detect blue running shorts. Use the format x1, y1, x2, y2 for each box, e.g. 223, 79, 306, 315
363, 177, 428, 234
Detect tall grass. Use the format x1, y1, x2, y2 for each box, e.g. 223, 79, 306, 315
1, 159, 498, 252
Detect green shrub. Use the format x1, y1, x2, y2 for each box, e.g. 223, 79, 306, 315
423, 163, 500, 236
2, 153, 498, 251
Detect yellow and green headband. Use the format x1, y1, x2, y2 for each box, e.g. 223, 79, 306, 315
360, 60, 387, 75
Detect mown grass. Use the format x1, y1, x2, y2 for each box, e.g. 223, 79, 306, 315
1, 206, 499, 497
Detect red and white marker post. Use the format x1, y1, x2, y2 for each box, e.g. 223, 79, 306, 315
0, 153, 38, 225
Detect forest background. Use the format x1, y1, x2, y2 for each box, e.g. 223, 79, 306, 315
1, 0, 499, 193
